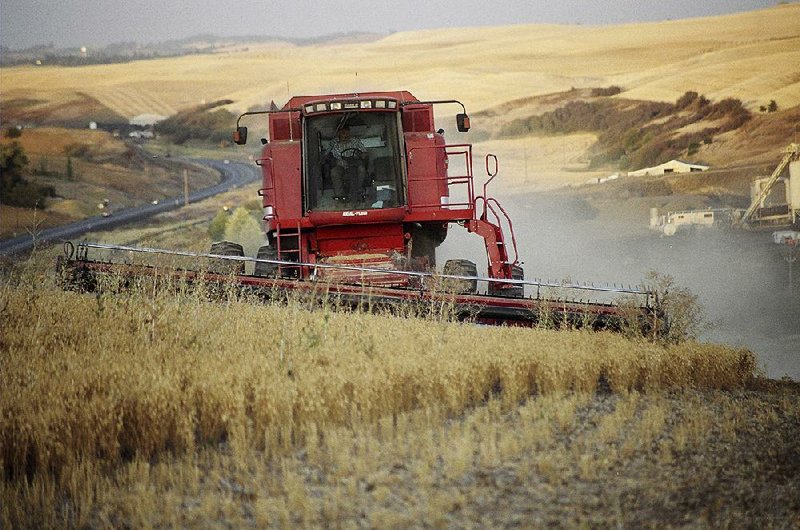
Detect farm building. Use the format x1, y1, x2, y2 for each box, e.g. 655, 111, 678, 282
130, 113, 166, 127
628, 159, 709, 177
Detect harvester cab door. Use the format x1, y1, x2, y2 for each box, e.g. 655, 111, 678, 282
302, 110, 406, 213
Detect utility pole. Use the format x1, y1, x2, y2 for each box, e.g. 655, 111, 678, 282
183, 168, 189, 206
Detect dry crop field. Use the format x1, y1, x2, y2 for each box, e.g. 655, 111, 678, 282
1, 257, 798, 528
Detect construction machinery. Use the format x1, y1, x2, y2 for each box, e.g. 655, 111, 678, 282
57, 91, 660, 332
650, 143, 800, 236
737, 143, 800, 228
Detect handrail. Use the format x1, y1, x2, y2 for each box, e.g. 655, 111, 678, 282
482, 154, 498, 219
474, 195, 520, 265
476, 153, 519, 265
406, 143, 474, 209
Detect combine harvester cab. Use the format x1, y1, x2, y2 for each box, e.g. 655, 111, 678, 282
232, 91, 522, 296
58, 91, 662, 333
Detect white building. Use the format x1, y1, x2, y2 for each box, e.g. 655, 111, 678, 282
130, 114, 166, 127
628, 159, 709, 177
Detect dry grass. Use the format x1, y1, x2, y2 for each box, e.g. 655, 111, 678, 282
0, 204, 76, 239
3, 256, 795, 528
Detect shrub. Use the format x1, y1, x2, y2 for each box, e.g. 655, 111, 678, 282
155, 101, 236, 145
643, 271, 706, 343
0, 142, 54, 207
590, 86, 623, 97
207, 209, 230, 241
675, 91, 699, 110
223, 206, 264, 256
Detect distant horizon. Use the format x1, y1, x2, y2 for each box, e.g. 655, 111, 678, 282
0, 0, 783, 50
0, 30, 387, 52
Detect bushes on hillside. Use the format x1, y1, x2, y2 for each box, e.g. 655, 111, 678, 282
0, 142, 55, 208
590, 86, 623, 97
155, 100, 236, 145
499, 90, 751, 170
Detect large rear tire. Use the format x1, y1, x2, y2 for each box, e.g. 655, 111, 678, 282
442, 259, 478, 294
506, 264, 525, 298
209, 240, 245, 275
489, 264, 524, 297
253, 245, 279, 277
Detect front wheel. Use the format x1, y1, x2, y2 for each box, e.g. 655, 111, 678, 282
254, 245, 278, 277
489, 264, 524, 297
209, 240, 245, 275
442, 259, 478, 294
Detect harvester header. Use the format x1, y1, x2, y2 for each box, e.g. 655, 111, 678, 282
57, 90, 661, 332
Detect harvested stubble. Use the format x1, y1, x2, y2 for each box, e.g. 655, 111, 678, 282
0, 269, 763, 527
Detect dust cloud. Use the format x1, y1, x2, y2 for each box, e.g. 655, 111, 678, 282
438, 191, 799, 380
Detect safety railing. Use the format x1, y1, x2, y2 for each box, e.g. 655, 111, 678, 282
406, 144, 475, 210
474, 154, 520, 266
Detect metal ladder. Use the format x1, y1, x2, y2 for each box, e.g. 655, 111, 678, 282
275, 221, 302, 277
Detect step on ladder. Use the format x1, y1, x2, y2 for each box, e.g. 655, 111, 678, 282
275, 221, 302, 278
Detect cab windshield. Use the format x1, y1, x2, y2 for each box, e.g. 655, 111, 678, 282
303, 111, 404, 212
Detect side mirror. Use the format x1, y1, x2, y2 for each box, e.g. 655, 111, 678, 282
456, 113, 470, 132
233, 126, 248, 145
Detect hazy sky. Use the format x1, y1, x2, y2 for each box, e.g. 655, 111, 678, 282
0, 0, 778, 49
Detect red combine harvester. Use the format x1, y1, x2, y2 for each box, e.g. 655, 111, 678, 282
232, 91, 522, 294
58, 91, 660, 332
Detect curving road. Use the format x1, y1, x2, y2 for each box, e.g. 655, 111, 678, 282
0, 158, 260, 257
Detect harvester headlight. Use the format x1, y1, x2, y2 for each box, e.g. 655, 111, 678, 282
264, 206, 275, 218
387, 101, 397, 109
330, 102, 342, 110
304, 105, 315, 113
360, 100, 372, 108
315, 103, 327, 112
343, 102, 359, 109
375, 100, 386, 108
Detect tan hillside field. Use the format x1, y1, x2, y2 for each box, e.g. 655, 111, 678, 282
3, 5, 798, 192
2, 5, 798, 118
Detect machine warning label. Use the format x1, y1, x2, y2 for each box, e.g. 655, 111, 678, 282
342, 211, 368, 217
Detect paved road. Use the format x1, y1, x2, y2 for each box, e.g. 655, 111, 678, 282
0, 158, 260, 257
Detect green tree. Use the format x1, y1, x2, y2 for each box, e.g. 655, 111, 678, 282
223, 206, 264, 256
66, 157, 74, 180
767, 100, 778, 113
208, 209, 230, 241
0, 142, 54, 207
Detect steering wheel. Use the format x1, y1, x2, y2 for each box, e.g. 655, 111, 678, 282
339, 147, 365, 162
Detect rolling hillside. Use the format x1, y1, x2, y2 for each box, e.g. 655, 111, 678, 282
2, 4, 798, 118
2, 4, 798, 193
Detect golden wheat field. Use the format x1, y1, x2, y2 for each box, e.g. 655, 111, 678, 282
1, 257, 798, 528
3, 5, 799, 118
3, 7, 800, 525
